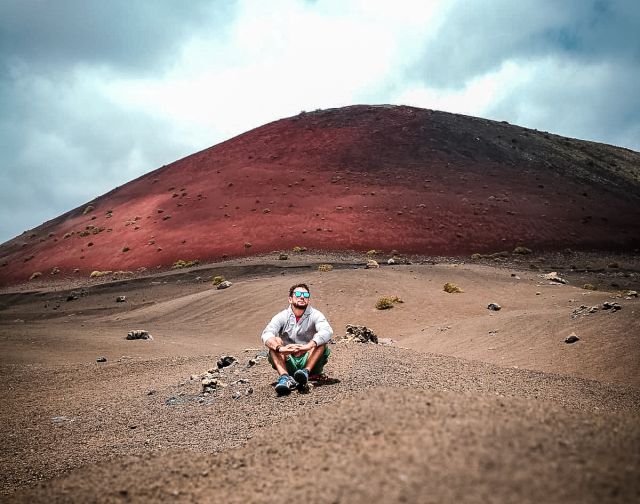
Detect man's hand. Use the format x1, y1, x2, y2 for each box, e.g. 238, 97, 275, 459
279, 341, 316, 356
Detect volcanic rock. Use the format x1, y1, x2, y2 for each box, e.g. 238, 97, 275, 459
126, 330, 152, 340
487, 303, 501, 311
216, 280, 232, 290
217, 355, 237, 369
344, 324, 379, 344
565, 333, 580, 344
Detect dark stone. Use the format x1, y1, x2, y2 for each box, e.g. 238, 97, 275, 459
487, 303, 501, 311
96, 356, 107, 363
217, 355, 237, 368
116, 295, 126, 303
565, 334, 580, 344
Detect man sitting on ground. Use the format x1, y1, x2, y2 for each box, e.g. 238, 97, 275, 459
261, 283, 333, 395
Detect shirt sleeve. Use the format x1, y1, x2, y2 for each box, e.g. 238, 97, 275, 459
311, 310, 334, 346
261, 310, 286, 345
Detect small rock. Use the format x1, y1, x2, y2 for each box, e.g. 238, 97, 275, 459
52, 416, 72, 425
217, 355, 237, 368
278, 253, 289, 260
626, 290, 638, 298
245, 387, 253, 396
66, 294, 78, 302
487, 303, 501, 311
542, 272, 567, 284
126, 329, 153, 340
116, 295, 126, 303
232, 391, 242, 400
387, 258, 396, 265
565, 333, 580, 344
147, 389, 156, 395
216, 280, 232, 290
602, 301, 621, 312
365, 259, 379, 269
96, 356, 107, 363
377, 338, 395, 346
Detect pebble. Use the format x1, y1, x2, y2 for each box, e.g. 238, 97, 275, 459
487, 303, 501, 311
96, 356, 107, 363
116, 296, 126, 303
216, 280, 232, 290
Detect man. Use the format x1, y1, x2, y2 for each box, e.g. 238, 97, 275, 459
261, 283, 333, 395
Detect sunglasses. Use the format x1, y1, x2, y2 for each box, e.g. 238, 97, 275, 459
293, 291, 310, 298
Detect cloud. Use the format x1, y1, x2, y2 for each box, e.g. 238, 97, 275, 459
398, 0, 640, 148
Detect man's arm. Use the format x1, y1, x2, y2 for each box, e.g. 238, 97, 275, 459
261, 311, 286, 350
310, 310, 333, 347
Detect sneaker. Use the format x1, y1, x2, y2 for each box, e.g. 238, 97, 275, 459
275, 374, 297, 395
294, 368, 309, 388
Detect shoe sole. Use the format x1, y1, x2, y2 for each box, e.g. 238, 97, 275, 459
294, 370, 309, 388
275, 384, 292, 395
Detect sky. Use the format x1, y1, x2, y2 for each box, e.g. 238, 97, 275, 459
1, 0, 639, 243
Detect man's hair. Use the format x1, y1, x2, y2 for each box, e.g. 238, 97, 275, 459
289, 283, 310, 297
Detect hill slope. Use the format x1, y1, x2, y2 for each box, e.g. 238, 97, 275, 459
1, 105, 639, 285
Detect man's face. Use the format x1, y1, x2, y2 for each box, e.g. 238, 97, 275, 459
289, 287, 310, 310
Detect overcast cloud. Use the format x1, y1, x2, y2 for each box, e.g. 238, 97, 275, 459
1, 0, 638, 243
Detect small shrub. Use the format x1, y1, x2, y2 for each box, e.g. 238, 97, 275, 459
318, 264, 333, 272
212, 275, 226, 286
83, 205, 95, 215
172, 259, 199, 269
29, 272, 42, 280
582, 283, 597, 290
375, 296, 403, 310
471, 253, 483, 260
443, 283, 463, 293
366, 250, 378, 256
292, 246, 306, 252
513, 246, 532, 255
278, 253, 288, 260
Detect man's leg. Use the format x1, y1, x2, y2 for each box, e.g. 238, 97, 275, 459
304, 343, 328, 373
294, 344, 329, 386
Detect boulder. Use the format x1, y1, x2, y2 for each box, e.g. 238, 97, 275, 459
344, 324, 378, 343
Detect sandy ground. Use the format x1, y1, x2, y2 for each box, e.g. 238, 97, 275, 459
1, 252, 639, 502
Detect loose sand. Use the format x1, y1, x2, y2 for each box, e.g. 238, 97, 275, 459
1, 252, 638, 502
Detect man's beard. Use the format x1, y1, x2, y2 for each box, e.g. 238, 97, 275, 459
293, 300, 308, 310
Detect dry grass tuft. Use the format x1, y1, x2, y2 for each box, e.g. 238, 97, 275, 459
582, 283, 597, 290
513, 246, 532, 255
29, 272, 42, 280
443, 282, 463, 293
172, 259, 200, 269
317, 264, 333, 272
90, 271, 112, 278
212, 275, 226, 286
375, 296, 403, 310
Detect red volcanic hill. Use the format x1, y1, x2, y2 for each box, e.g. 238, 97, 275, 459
1, 105, 639, 285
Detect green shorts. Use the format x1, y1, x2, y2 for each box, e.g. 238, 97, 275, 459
268, 345, 331, 376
